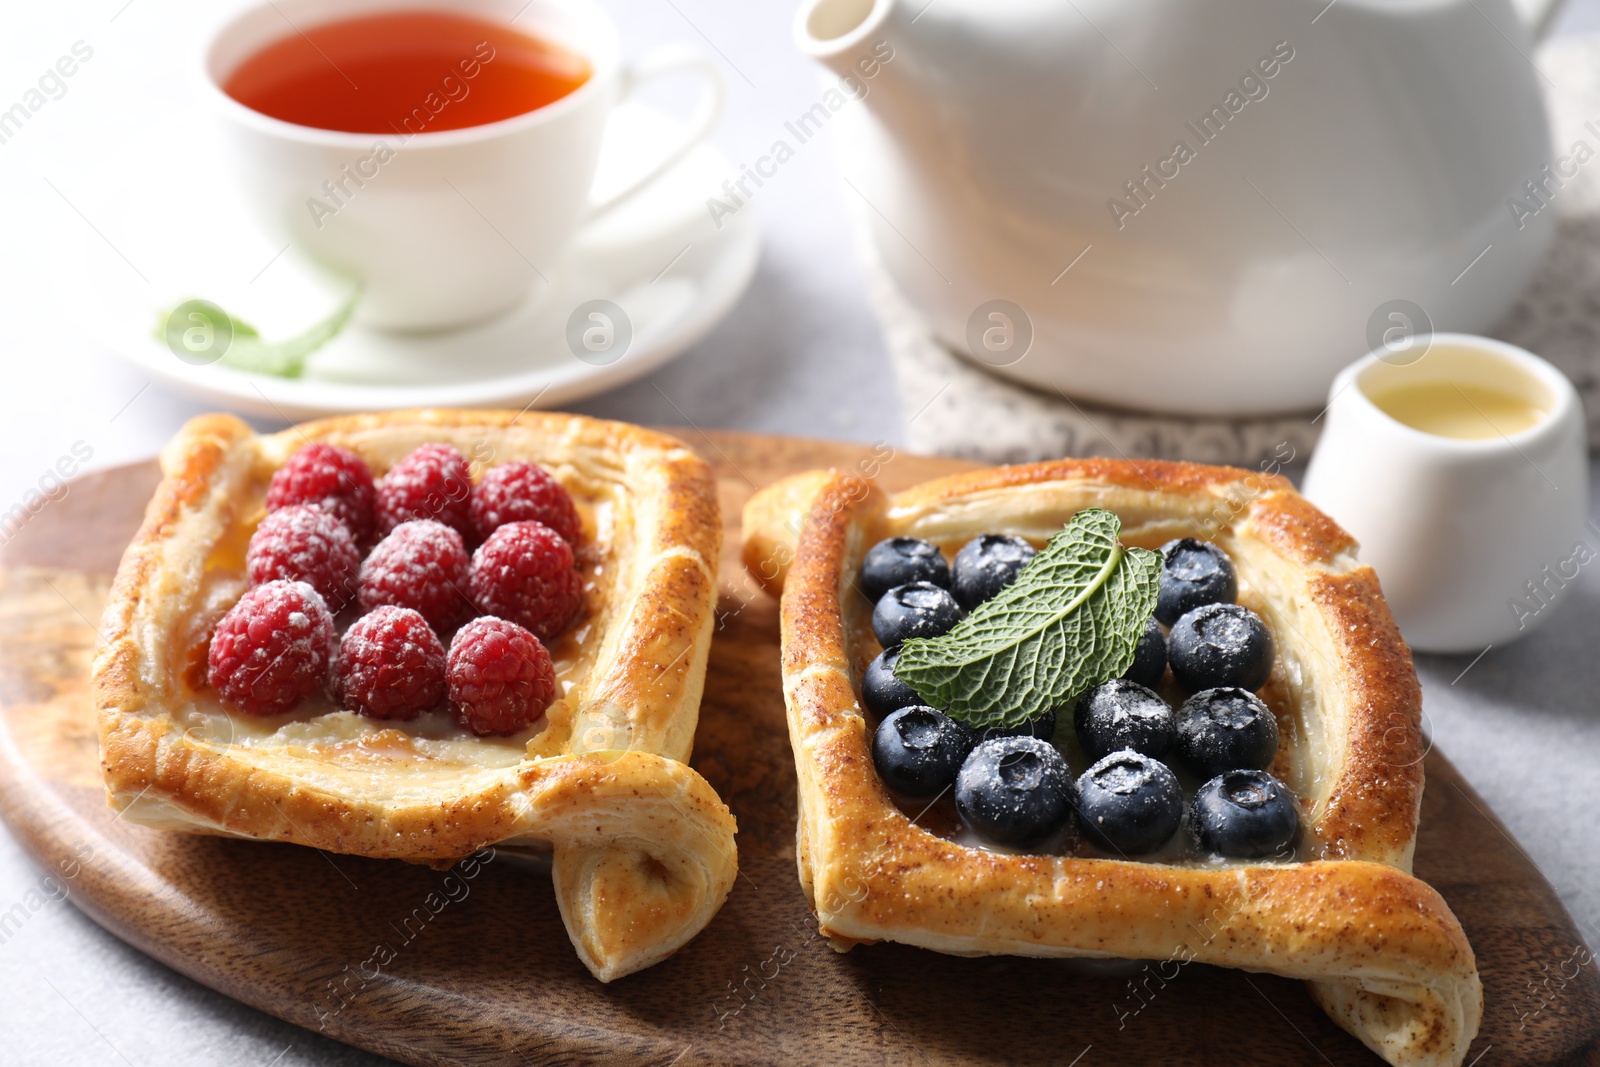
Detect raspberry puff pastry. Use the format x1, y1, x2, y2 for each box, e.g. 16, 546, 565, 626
93, 410, 736, 981
742, 459, 1481, 1067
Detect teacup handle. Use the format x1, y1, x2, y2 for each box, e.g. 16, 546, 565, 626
586, 46, 724, 221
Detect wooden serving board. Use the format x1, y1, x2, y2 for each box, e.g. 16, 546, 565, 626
1, 431, 1597, 1067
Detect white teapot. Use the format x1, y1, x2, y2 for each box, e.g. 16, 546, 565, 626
796, 0, 1564, 414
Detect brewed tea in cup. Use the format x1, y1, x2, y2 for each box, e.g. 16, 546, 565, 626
203, 0, 722, 331
223, 10, 592, 137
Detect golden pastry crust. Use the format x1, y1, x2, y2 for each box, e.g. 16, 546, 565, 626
93, 410, 736, 982
744, 459, 1481, 1067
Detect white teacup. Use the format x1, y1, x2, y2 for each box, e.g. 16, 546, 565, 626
1302, 334, 1589, 654
202, 0, 722, 331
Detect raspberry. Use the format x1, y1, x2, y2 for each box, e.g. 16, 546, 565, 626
469, 461, 580, 546
246, 504, 361, 612
358, 519, 472, 633
469, 521, 584, 641
265, 444, 376, 545
375, 443, 473, 539
207, 580, 334, 716
447, 616, 556, 735
334, 606, 446, 720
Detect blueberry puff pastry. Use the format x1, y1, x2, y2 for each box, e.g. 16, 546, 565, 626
743, 458, 1479, 1067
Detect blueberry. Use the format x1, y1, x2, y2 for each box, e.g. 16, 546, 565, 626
955, 736, 1076, 847
872, 706, 976, 797
860, 537, 949, 602
1174, 687, 1279, 780
863, 646, 922, 718
1076, 750, 1184, 856
1073, 679, 1175, 762
1122, 617, 1167, 688
951, 534, 1037, 609
872, 581, 964, 648
1155, 538, 1237, 626
976, 709, 1057, 745
1168, 602, 1275, 693
1189, 769, 1300, 859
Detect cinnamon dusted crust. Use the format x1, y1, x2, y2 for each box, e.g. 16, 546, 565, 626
744, 458, 1480, 1067
93, 410, 736, 982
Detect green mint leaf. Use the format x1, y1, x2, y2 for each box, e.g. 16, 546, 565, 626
154, 288, 358, 379
891, 508, 1160, 729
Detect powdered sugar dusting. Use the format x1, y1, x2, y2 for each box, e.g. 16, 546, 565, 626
359, 519, 471, 632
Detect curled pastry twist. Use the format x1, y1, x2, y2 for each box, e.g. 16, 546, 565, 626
519, 751, 738, 982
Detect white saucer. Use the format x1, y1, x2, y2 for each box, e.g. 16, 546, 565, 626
57, 104, 760, 420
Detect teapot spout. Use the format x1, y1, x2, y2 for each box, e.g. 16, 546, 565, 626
794, 0, 897, 81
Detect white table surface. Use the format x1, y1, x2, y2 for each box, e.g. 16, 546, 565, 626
2, 1, 1598, 1063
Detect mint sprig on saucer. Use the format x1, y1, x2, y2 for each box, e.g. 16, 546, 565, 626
154, 288, 358, 379
892, 508, 1160, 730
